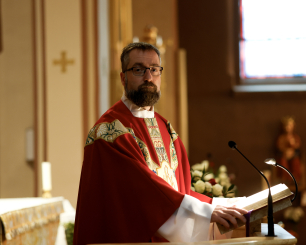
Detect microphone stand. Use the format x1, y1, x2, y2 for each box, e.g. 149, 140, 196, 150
265, 158, 298, 202
228, 141, 276, 237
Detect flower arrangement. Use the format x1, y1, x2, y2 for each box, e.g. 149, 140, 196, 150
190, 160, 236, 198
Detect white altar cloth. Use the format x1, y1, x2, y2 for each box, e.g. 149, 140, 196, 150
0, 197, 64, 245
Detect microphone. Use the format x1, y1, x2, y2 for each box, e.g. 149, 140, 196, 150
228, 141, 276, 237
265, 158, 298, 202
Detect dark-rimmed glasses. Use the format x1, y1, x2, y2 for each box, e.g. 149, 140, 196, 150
124, 66, 163, 76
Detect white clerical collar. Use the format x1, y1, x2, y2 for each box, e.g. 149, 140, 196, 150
121, 94, 155, 118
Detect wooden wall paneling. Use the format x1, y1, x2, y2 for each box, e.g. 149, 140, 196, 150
0, 0, 35, 198
81, 0, 99, 140
44, 0, 83, 208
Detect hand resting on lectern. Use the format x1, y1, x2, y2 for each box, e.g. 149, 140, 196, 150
211, 205, 248, 229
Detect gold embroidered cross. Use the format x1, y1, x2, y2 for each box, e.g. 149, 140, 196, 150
53, 51, 75, 73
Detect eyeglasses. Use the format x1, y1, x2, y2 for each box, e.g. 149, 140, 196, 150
124, 66, 163, 76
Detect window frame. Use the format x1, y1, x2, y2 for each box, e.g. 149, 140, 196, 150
235, 0, 306, 90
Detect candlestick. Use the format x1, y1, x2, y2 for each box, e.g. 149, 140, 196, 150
42, 162, 52, 198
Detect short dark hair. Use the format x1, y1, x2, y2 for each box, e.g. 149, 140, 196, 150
120, 42, 161, 72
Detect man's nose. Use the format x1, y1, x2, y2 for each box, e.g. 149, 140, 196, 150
143, 69, 153, 81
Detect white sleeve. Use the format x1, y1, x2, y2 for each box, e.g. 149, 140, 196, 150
156, 194, 216, 242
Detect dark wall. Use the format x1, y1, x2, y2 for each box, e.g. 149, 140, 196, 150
177, 1, 306, 198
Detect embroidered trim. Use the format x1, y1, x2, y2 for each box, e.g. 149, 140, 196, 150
85, 125, 98, 146
170, 139, 179, 171
156, 161, 178, 191
127, 128, 162, 172
85, 119, 129, 146
144, 118, 169, 164
144, 118, 179, 190
167, 122, 178, 142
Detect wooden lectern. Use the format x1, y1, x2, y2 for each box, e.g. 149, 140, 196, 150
88, 224, 297, 245
89, 184, 297, 245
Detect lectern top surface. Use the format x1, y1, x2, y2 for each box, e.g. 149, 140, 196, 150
88, 224, 297, 245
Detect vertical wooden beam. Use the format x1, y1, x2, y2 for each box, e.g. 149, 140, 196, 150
31, 0, 38, 197
120, 0, 133, 45
32, 0, 47, 197
0, 0, 2, 53
81, 0, 88, 142
93, 0, 100, 120
41, 0, 47, 162
81, 0, 100, 140
86, 0, 99, 127
177, 49, 189, 154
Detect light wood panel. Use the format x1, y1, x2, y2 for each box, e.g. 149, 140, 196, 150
89, 224, 297, 245
43, 0, 83, 208
0, 0, 35, 198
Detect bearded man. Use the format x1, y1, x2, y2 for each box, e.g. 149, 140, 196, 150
73, 42, 247, 245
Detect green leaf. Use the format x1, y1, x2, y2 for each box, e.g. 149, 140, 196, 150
228, 184, 235, 192
222, 185, 227, 194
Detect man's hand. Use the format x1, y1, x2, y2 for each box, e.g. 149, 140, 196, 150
211, 205, 248, 229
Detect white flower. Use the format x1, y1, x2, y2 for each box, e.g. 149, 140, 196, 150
212, 184, 223, 197
201, 160, 209, 171
192, 170, 203, 178
219, 165, 227, 173
191, 162, 205, 171
191, 186, 195, 191
218, 172, 228, 180
192, 160, 209, 171
220, 179, 231, 188
203, 173, 214, 181
204, 182, 212, 192
194, 180, 205, 193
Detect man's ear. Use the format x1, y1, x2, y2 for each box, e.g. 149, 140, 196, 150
120, 72, 126, 87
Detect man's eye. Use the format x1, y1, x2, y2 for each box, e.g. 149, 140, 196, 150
151, 67, 158, 72
134, 68, 143, 72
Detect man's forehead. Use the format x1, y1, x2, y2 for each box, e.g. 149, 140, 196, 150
128, 49, 160, 65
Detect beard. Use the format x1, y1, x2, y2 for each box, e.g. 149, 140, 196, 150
125, 79, 161, 107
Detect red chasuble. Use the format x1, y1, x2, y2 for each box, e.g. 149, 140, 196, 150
73, 101, 211, 245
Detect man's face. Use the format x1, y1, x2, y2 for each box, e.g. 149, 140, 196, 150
120, 49, 161, 107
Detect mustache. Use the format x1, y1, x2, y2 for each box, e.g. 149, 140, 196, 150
138, 82, 157, 90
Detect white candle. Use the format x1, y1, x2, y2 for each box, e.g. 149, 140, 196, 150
42, 162, 52, 191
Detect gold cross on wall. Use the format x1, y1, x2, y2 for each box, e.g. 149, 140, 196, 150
53, 51, 75, 73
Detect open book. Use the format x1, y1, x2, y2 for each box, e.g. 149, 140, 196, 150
217, 183, 293, 235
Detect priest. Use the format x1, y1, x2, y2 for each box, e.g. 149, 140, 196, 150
73, 42, 247, 245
